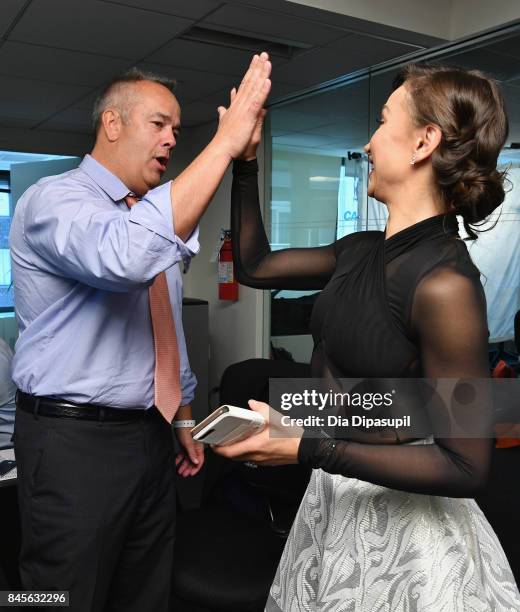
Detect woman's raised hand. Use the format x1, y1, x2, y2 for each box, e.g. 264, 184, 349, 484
215, 52, 271, 160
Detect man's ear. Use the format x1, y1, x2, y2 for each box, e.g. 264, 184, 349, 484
415, 124, 442, 162
101, 108, 123, 142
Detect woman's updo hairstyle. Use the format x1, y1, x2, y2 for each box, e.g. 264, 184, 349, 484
393, 63, 509, 239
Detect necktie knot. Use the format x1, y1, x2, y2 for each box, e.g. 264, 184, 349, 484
124, 194, 139, 208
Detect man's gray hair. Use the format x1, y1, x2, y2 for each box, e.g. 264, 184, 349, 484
92, 68, 176, 132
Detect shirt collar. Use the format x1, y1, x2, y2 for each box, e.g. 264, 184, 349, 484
80, 154, 130, 202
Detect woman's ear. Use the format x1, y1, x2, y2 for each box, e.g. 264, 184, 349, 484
415, 124, 442, 162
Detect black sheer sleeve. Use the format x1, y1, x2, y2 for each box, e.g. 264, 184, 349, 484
231, 159, 337, 290
298, 264, 492, 497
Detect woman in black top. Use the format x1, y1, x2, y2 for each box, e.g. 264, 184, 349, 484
215, 64, 520, 610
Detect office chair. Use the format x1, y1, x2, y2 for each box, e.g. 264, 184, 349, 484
171, 358, 312, 612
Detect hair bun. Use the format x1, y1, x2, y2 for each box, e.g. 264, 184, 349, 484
448, 164, 507, 238
394, 64, 509, 239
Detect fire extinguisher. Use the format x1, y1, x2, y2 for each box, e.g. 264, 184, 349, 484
218, 229, 238, 301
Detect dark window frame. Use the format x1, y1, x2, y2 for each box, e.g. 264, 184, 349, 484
0, 170, 14, 313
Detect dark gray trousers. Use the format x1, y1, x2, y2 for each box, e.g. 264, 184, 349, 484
14, 405, 176, 612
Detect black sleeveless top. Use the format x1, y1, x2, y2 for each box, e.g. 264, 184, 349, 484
310, 213, 482, 378
231, 159, 492, 497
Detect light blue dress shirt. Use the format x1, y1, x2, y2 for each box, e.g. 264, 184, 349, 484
10, 154, 199, 409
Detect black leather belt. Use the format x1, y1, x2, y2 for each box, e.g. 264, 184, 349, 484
16, 391, 154, 422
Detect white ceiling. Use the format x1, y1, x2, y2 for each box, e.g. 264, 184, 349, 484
0, 0, 441, 137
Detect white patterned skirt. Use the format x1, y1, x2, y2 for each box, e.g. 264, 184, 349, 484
266, 468, 520, 611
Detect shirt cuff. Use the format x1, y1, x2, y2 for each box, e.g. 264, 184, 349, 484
179, 226, 199, 271
181, 370, 197, 406
129, 181, 200, 263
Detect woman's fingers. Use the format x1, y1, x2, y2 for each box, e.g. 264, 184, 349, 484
212, 429, 266, 459
235, 53, 271, 111
248, 399, 270, 416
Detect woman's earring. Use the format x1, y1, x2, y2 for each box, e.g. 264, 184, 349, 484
410, 152, 417, 166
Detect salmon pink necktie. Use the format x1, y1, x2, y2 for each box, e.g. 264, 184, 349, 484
125, 194, 182, 423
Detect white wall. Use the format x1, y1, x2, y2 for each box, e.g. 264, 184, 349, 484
286, 0, 454, 39
287, 0, 520, 40
164, 123, 266, 391
450, 0, 520, 39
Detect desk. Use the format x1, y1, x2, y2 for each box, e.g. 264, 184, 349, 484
0, 448, 16, 487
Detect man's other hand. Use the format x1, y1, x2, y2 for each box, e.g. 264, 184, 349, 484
175, 427, 205, 477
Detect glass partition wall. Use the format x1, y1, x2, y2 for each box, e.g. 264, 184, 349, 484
267, 24, 520, 360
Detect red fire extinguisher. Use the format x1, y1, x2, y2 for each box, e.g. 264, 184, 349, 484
218, 229, 238, 301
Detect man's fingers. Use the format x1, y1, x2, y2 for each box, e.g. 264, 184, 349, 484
177, 461, 188, 476
178, 458, 192, 476
251, 74, 271, 111
187, 448, 200, 465
178, 454, 203, 477
191, 462, 203, 476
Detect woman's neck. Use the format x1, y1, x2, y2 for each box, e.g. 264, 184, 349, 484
384, 186, 445, 239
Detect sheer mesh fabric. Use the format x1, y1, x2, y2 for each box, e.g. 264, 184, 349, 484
231, 158, 337, 290
232, 159, 492, 497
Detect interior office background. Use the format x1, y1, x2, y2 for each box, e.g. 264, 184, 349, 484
0, 0, 518, 394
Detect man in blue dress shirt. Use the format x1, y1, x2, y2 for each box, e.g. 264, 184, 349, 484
9, 53, 271, 611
